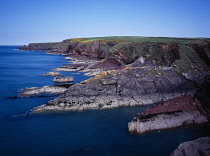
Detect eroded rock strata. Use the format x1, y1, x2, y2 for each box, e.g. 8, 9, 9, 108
33, 66, 194, 113
128, 95, 208, 134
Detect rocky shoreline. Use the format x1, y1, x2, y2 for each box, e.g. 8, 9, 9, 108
19, 37, 210, 154
33, 66, 194, 113
128, 95, 208, 134
20, 37, 210, 114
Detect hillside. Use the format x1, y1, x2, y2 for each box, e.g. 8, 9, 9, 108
20, 36, 210, 83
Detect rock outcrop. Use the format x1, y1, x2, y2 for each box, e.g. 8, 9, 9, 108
33, 66, 194, 113
54, 63, 89, 72
128, 95, 208, 134
42, 72, 61, 76
171, 137, 210, 156
18, 84, 72, 97
53, 76, 74, 82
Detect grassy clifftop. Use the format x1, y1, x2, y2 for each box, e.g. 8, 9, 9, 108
19, 36, 210, 51
81, 36, 209, 42
19, 36, 210, 82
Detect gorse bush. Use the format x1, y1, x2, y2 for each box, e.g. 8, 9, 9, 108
70, 38, 84, 42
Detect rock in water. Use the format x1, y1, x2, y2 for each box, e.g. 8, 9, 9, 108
170, 137, 210, 156
54, 64, 88, 71
18, 84, 72, 97
42, 72, 61, 76
33, 66, 194, 113
53, 76, 74, 82
128, 111, 207, 134
128, 95, 208, 134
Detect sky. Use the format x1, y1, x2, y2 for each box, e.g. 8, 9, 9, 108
0, 0, 210, 45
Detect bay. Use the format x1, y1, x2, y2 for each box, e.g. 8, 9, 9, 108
0, 46, 209, 156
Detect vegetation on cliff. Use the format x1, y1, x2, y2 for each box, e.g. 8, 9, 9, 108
20, 36, 210, 116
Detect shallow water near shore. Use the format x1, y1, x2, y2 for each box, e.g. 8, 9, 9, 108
0, 46, 209, 156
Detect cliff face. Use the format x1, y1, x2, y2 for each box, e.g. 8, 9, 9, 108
48, 39, 81, 55
20, 38, 210, 75
20, 38, 210, 115
57, 39, 210, 83
72, 40, 120, 59
21, 39, 210, 83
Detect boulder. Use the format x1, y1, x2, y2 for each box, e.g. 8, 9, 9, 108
53, 76, 74, 82
171, 137, 210, 156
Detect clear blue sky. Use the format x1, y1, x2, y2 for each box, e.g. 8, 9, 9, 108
0, 0, 210, 45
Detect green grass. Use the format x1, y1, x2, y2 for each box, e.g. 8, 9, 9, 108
80, 36, 208, 43
172, 43, 210, 74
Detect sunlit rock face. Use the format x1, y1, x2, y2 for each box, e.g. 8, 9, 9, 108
33, 66, 194, 113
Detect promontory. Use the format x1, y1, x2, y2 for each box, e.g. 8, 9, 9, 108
20, 36, 210, 133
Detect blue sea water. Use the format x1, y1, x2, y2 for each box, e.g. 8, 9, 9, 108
0, 46, 209, 156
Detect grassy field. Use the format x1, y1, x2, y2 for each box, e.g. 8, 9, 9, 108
81, 36, 208, 43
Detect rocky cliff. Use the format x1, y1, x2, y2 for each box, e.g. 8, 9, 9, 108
20, 38, 210, 81
20, 38, 210, 129
28, 38, 210, 112
20, 37, 210, 155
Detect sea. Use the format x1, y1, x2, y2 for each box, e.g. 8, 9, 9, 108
0, 46, 209, 156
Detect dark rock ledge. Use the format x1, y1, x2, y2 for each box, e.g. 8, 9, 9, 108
33, 66, 194, 113
170, 137, 210, 156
